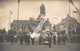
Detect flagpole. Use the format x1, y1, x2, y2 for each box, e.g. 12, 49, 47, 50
79, 1, 80, 17
79, 1, 80, 11
17, 1, 20, 20
69, 1, 71, 16
69, 0, 80, 15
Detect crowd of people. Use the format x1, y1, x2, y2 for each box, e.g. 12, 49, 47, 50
0, 28, 80, 48
2, 29, 68, 48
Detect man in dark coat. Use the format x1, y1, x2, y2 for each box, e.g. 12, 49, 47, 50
48, 35, 52, 48
39, 35, 42, 45
62, 35, 66, 45
20, 35, 24, 45
10, 35, 14, 45
24, 34, 28, 45
53, 35, 56, 45
27, 34, 30, 45
58, 35, 62, 45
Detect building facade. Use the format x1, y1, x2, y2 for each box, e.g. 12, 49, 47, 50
55, 14, 80, 35
10, 4, 51, 34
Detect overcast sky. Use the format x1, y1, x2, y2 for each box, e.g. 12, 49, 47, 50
0, 0, 80, 31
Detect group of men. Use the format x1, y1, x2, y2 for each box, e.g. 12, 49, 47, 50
0, 28, 78, 48
1, 28, 67, 48
8, 31, 35, 45
19, 34, 35, 45
39, 33, 67, 48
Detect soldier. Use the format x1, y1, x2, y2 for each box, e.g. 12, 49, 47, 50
53, 34, 56, 45
57, 35, 61, 45
24, 34, 28, 45
48, 35, 52, 48
27, 34, 30, 45
20, 35, 24, 45
19, 29, 24, 45
62, 35, 66, 45
14, 30, 17, 43
9, 29, 14, 45
39, 35, 42, 45
10, 35, 14, 45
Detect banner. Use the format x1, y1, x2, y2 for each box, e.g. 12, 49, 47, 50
31, 14, 48, 38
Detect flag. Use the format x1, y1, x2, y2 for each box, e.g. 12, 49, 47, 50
69, 0, 73, 4
73, 11, 80, 15
73, 11, 78, 13
18, 0, 20, 3
31, 14, 48, 38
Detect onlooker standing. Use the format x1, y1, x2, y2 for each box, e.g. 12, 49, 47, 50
39, 35, 42, 45
20, 35, 24, 45
48, 35, 52, 48
10, 35, 14, 45
53, 34, 56, 45
57, 35, 61, 45
27, 34, 30, 45
24, 34, 28, 45
62, 35, 66, 45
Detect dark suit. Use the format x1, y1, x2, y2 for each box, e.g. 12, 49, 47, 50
27, 35, 30, 45
48, 36, 52, 48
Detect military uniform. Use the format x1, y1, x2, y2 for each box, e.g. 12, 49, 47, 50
20, 35, 24, 45
27, 35, 30, 45
48, 36, 52, 48
24, 34, 28, 45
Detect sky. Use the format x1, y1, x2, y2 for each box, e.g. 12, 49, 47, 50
0, 0, 80, 31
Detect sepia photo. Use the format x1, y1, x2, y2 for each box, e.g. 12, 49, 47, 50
0, 0, 80, 51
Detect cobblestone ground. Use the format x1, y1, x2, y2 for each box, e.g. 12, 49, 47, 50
0, 42, 80, 51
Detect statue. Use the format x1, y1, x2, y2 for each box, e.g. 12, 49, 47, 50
40, 4, 45, 14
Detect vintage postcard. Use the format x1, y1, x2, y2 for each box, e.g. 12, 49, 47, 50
0, 0, 80, 51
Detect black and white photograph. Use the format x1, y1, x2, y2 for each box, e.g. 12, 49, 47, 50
0, 0, 80, 51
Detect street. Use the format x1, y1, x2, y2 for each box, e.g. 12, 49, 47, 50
0, 42, 80, 51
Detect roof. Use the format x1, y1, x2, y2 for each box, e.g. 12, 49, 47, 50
56, 16, 80, 28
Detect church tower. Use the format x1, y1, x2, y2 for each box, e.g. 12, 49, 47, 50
37, 4, 46, 21
37, 3, 51, 32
